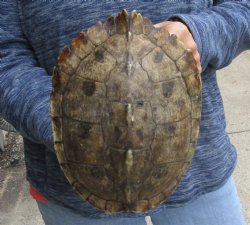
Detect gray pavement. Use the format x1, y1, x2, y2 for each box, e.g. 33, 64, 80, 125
0, 51, 249, 225
0, 166, 44, 225
0, 130, 5, 151
217, 50, 250, 225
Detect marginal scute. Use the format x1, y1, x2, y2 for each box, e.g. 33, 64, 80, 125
60, 164, 75, 183
106, 201, 123, 212
50, 92, 62, 117
52, 67, 71, 94
87, 21, 108, 45
148, 27, 170, 46
177, 50, 200, 77
149, 193, 166, 208
191, 118, 200, 142
162, 34, 186, 61
70, 32, 94, 59
183, 73, 202, 97
56, 45, 80, 75
131, 10, 143, 34
54, 142, 66, 164
50, 10, 202, 213
104, 16, 116, 36
51, 117, 62, 143
186, 142, 197, 161
73, 181, 91, 199
161, 178, 178, 197
135, 200, 149, 212
115, 9, 129, 34
88, 195, 107, 210
191, 96, 202, 119
143, 17, 155, 35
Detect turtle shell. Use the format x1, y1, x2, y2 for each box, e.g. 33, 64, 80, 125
50, 9, 202, 213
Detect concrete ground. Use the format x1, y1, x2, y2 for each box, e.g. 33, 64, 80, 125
0, 130, 6, 151
217, 50, 250, 225
0, 51, 249, 225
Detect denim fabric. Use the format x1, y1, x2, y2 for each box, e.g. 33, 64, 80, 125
37, 176, 246, 225
0, 0, 250, 219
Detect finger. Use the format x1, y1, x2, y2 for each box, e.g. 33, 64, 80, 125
154, 21, 170, 28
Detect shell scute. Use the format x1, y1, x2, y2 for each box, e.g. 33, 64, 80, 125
129, 34, 156, 62
106, 63, 152, 101
151, 116, 191, 163
151, 78, 191, 123
62, 76, 106, 122
70, 32, 94, 60
76, 46, 116, 82
140, 163, 185, 198
142, 47, 179, 82
62, 119, 105, 165
70, 164, 117, 201
102, 34, 127, 63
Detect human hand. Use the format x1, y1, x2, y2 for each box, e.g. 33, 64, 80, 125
154, 20, 201, 72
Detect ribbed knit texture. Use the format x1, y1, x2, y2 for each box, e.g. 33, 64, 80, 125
0, 0, 249, 218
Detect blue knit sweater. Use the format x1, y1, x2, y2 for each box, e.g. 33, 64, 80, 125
0, 0, 249, 218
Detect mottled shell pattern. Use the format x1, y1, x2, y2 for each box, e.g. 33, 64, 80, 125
50, 9, 202, 213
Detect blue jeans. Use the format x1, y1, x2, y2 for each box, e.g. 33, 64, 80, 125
37, 176, 246, 225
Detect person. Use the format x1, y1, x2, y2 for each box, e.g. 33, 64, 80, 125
0, 1, 249, 225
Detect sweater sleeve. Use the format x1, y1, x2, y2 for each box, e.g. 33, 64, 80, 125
171, 0, 250, 73
0, 1, 54, 151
